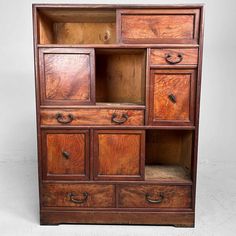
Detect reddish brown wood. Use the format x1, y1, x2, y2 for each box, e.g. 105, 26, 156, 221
118, 9, 200, 44
40, 210, 194, 226
94, 130, 145, 180
39, 48, 95, 105
149, 69, 196, 126
42, 183, 115, 208
40, 108, 144, 126
150, 48, 198, 66
118, 184, 191, 208
33, 4, 204, 227
42, 130, 89, 180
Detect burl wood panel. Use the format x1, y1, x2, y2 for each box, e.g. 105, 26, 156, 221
94, 130, 145, 180
149, 69, 195, 125
118, 185, 191, 208
54, 23, 116, 44
39, 48, 95, 105
150, 48, 198, 65
40, 108, 144, 126
96, 49, 146, 104
44, 131, 88, 180
120, 9, 199, 44
42, 183, 115, 208
145, 130, 192, 173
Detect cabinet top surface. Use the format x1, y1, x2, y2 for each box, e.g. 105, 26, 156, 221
33, 3, 204, 9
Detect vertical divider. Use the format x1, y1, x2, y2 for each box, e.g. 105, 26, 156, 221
145, 48, 151, 125
116, 9, 122, 44
89, 128, 94, 180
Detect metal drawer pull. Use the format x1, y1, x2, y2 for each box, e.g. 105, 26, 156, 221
55, 113, 74, 124
168, 94, 176, 103
68, 192, 88, 204
111, 113, 128, 124
145, 192, 164, 204
62, 151, 70, 159
165, 53, 183, 64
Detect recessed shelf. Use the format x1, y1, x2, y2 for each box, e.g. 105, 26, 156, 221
145, 130, 193, 183
37, 8, 116, 44
145, 165, 191, 183
95, 49, 146, 104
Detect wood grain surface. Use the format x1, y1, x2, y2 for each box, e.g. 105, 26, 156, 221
150, 48, 198, 65
119, 9, 200, 44
94, 130, 145, 180
42, 183, 115, 207
118, 184, 191, 208
39, 48, 95, 105
149, 69, 196, 125
40, 108, 144, 126
96, 49, 146, 104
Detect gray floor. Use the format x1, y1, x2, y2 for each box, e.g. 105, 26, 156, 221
0, 160, 235, 236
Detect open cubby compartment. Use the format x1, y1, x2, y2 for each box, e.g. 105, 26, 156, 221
37, 8, 117, 44
95, 49, 146, 105
145, 130, 193, 183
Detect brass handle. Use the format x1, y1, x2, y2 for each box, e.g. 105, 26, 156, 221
111, 113, 128, 124
68, 192, 88, 204
62, 151, 70, 159
55, 113, 74, 124
165, 53, 183, 64
168, 94, 176, 103
145, 192, 164, 204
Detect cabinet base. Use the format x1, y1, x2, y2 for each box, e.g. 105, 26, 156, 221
40, 210, 194, 227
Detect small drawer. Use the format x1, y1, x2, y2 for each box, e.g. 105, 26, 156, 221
150, 48, 198, 66
118, 184, 192, 208
119, 9, 200, 44
40, 108, 144, 126
42, 183, 115, 208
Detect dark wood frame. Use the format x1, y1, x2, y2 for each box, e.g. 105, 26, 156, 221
33, 4, 204, 227
93, 130, 145, 181
41, 129, 90, 180
148, 69, 196, 126
38, 47, 95, 105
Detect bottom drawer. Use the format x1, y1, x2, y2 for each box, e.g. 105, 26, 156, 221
118, 184, 192, 208
42, 183, 115, 208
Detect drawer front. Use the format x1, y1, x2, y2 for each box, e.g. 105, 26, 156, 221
149, 69, 196, 126
150, 48, 198, 66
119, 9, 200, 44
42, 130, 89, 180
42, 184, 115, 208
94, 130, 145, 180
40, 108, 144, 126
39, 48, 95, 105
118, 184, 192, 208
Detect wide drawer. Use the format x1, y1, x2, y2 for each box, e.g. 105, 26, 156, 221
119, 9, 200, 44
42, 183, 115, 208
118, 184, 192, 208
40, 108, 144, 126
150, 48, 198, 66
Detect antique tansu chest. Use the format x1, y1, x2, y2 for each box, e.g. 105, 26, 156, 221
33, 4, 204, 226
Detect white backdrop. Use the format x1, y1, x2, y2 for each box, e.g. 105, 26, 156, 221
0, 0, 236, 235
0, 0, 236, 164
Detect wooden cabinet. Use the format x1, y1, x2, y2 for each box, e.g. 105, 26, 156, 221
33, 4, 204, 227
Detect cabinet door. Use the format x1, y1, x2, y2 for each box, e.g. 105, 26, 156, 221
42, 130, 89, 180
149, 69, 196, 126
94, 130, 145, 181
39, 48, 95, 105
